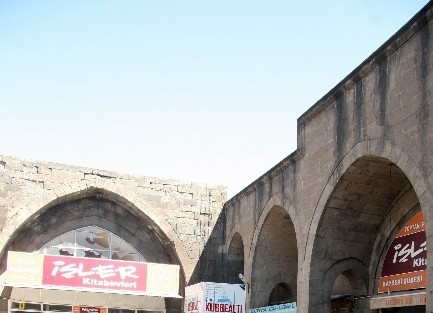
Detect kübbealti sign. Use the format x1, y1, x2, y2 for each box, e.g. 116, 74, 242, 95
5, 251, 180, 297
185, 282, 246, 313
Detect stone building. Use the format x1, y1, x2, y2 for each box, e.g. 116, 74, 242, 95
222, 1, 433, 312
2, 1, 433, 313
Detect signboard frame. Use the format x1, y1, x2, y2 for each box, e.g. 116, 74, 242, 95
5, 251, 181, 298
185, 282, 246, 313
378, 212, 426, 293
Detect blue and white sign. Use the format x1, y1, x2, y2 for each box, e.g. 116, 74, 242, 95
249, 303, 296, 313
185, 282, 246, 313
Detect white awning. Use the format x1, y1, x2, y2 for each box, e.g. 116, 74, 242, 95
3, 286, 168, 311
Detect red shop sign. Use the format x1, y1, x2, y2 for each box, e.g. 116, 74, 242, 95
73, 307, 107, 313
378, 212, 426, 293
43, 255, 147, 293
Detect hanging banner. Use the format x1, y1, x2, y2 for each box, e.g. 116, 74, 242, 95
185, 282, 246, 313
5, 251, 180, 298
378, 212, 426, 293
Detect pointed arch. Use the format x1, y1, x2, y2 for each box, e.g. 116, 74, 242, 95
226, 232, 245, 284
304, 139, 432, 312
1, 187, 190, 279
248, 193, 299, 308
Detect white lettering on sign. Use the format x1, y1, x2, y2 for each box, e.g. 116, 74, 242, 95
382, 275, 423, 288
392, 241, 426, 263
81, 308, 99, 313
51, 261, 138, 280
404, 221, 424, 234
82, 278, 137, 288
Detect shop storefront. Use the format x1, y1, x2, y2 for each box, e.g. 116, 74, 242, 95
2, 226, 181, 313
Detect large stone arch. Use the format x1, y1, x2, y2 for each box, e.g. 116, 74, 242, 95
0, 187, 189, 312
0, 184, 192, 279
248, 193, 299, 309
304, 139, 433, 312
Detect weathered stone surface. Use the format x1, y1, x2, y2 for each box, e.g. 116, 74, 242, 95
0, 154, 226, 288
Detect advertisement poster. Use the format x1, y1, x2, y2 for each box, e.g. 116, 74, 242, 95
185, 282, 246, 313
378, 212, 426, 293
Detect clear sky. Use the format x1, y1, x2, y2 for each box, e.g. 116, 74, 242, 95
0, 1, 430, 198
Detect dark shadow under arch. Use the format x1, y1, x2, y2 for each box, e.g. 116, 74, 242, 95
268, 282, 293, 305
251, 205, 298, 308
227, 232, 245, 284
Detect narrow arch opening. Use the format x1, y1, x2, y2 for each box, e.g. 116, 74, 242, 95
251, 205, 297, 308
330, 270, 367, 313
227, 233, 245, 284
268, 282, 292, 305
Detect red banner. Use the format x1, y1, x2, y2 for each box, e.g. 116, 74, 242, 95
378, 212, 426, 293
6, 252, 180, 297
73, 306, 107, 313
43, 255, 147, 293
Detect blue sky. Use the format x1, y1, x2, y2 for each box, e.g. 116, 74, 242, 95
0, 1, 430, 198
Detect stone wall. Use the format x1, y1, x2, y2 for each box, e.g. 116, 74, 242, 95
0, 154, 227, 284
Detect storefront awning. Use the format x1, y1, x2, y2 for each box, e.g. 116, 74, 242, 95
370, 291, 426, 309
2, 286, 167, 310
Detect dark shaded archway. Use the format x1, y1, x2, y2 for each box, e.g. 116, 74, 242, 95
227, 233, 245, 284
309, 156, 415, 312
251, 205, 297, 308
269, 282, 292, 305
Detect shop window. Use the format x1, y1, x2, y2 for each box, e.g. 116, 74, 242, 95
39, 226, 144, 262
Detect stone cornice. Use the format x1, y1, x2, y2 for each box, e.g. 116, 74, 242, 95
225, 149, 302, 207
298, 1, 433, 126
